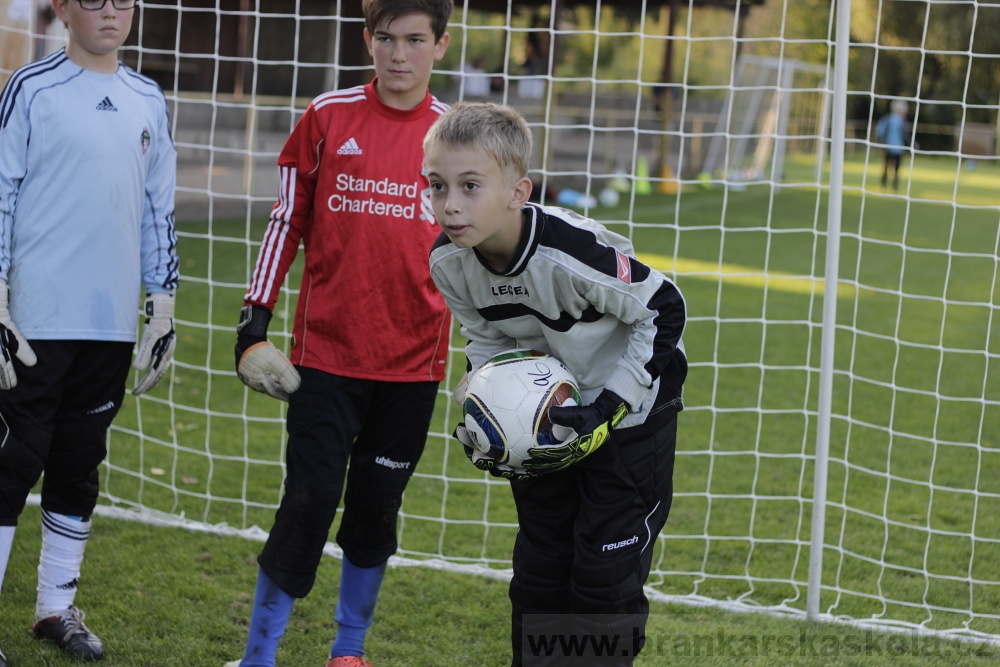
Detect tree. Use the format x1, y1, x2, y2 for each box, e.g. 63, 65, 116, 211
852, 0, 1000, 124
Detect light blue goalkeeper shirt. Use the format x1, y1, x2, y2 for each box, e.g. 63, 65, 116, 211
0, 49, 178, 342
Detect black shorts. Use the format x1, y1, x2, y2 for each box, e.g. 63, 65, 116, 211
0, 340, 133, 524
257, 368, 440, 595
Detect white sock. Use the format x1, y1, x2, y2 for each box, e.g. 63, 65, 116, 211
36, 510, 90, 619
0, 525, 15, 594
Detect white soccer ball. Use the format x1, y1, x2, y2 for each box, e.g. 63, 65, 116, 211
463, 350, 582, 471
598, 187, 620, 208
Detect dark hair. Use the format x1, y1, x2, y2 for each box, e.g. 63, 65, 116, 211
362, 0, 453, 42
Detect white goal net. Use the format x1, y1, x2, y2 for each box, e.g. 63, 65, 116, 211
3, 0, 999, 647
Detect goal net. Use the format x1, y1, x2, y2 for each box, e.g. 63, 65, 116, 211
4, 0, 999, 647
701, 54, 829, 184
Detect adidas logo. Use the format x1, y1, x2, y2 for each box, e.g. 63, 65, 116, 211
96, 96, 117, 112
56, 578, 79, 591
336, 138, 362, 155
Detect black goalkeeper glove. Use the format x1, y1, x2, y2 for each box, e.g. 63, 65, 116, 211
453, 423, 533, 481
235, 304, 300, 401
522, 389, 629, 475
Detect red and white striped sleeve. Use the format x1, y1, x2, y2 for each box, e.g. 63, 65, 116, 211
243, 104, 323, 309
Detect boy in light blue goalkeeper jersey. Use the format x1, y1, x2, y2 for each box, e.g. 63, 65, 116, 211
0, 1, 178, 665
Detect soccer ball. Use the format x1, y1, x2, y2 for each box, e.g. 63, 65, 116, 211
463, 350, 582, 471
598, 187, 620, 208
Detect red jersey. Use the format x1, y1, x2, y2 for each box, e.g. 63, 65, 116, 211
245, 81, 451, 382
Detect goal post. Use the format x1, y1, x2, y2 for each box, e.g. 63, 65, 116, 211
5, 0, 1000, 647
701, 54, 830, 185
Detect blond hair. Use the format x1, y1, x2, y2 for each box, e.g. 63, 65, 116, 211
423, 102, 532, 185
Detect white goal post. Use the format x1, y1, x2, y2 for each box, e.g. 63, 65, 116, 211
4, 0, 999, 647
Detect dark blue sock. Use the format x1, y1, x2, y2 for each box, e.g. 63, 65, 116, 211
330, 557, 387, 658
239, 568, 295, 667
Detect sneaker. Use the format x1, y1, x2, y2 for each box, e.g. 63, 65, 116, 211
223, 662, 242, 667
32, 606, 104, 660
327, 657, 374, 667
0, 646, 6, 667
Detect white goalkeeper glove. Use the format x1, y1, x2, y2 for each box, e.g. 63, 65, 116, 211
452, 372, 469, 405
235, 304, 300, 401
133, 292, 176, 396
0, 279, 36, 390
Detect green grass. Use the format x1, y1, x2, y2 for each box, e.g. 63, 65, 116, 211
2, 506, 998, 666
5, 152, 999, 665
602, 152, 1000, 634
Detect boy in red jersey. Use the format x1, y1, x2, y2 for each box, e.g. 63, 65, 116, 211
226, 1, 452, 666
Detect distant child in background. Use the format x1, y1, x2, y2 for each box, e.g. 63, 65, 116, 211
458, 57, 492, 98
227, 0, 453, 666
876, 99, 909, 190
0, 0, 178, 665
426, 101, 687, 666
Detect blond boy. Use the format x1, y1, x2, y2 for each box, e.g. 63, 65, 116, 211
426, 102, 688, 666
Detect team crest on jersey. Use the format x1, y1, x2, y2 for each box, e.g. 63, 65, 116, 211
615, 249, 632, 283
141, 128, 150, 155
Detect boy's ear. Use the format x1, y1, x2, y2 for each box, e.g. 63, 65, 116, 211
52, 0, 68, 22
434, 31, 451, 61
363, 28, 374, 57
509, 177, 533, 209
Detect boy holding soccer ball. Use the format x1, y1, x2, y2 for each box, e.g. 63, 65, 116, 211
0, 0, 178, 664
426, 102, 687, 666
228, 0, 453, 666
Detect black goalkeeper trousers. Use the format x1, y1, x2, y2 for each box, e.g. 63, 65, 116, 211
0, 340, 133, 525
508, 392, 679, 667
257, 367, 439, 598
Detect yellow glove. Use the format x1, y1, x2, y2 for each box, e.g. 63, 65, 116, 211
522, 389, 629, 475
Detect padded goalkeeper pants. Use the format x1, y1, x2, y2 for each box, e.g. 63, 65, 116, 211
0, 340, 132, 525
508, 393, 680, 667
257, 367, 438, 598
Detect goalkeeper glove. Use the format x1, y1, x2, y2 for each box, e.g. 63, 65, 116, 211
453, 422, 532, 481
133, 292, 176, 395
235, 304, 300, 401
0, 279, 36, 390
452, 372, 469, 406
522, 389, 629, 475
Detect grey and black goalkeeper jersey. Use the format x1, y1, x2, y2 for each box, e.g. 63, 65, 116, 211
429, 203, 686, 426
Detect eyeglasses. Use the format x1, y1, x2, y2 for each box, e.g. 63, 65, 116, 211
75, 0, 137, 10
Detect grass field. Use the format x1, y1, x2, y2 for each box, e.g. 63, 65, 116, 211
2, 152, 998, 665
